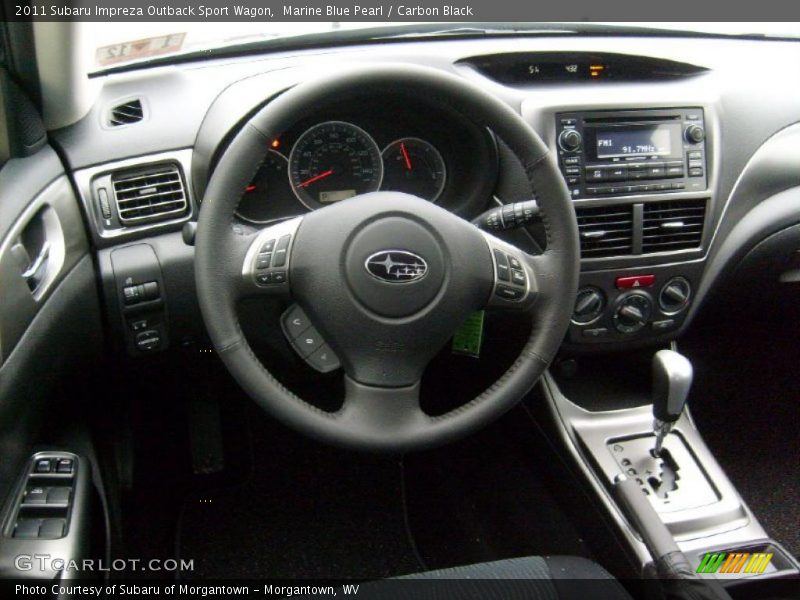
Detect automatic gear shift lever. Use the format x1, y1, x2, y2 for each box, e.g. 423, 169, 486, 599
652, 349, 693, 456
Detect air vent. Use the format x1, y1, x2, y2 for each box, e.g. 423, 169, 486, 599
575, 204, 634, 258
108, 98, 144, 127
111, 165, 188, 224
642, 199, 706, 253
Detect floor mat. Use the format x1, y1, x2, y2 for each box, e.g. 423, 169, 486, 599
681, 302, 800, 559
177, 407, 423, 580
403, 408, 597, 571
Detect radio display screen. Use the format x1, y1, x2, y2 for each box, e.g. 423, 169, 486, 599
594, 125, 676, 158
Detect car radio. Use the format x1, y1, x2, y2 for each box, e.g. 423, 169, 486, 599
555, 108, 707, 199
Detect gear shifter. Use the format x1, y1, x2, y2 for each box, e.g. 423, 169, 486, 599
652, 349, 693, 457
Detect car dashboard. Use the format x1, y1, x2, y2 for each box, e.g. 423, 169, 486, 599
46, 33, 800, 361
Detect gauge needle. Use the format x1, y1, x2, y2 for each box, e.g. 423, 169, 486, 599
298, 169, 334, 188
400, 143, 413, 171
245, 185, 257, 192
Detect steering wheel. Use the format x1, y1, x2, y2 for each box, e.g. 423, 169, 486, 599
195, 64, 579, 452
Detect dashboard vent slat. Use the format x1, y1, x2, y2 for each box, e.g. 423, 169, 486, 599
575, 204, 634, 258
642, 199, 707, 253
111, 164, 188, 225
108, 98, 144, 127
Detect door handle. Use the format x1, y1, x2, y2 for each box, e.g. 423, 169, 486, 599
21, 241, 50, 291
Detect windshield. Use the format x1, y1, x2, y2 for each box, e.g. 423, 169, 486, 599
90, 22, 800, 73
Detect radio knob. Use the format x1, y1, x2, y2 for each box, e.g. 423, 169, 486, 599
558, 129, 583, 153
684, 124, 705, 144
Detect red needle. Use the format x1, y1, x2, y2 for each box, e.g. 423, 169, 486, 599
298, 169, 334, 188
245, 185, 257, 192
400, 143, 412, 171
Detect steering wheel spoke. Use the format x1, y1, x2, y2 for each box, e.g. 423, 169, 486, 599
336, 377, 428, 447
240, 216, 303, 298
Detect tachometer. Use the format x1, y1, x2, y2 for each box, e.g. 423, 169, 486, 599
381, 138, 446, 202
236, 150, 291, 224
288, 121, 383, 209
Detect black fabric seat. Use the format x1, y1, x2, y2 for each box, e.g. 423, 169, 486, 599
351, 556, 633, 599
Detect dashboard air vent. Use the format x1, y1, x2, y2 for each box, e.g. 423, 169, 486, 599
108, 98, 144, 127
642, 199, 706, 253
575, 204, 634, 258
111, 164, 188, 224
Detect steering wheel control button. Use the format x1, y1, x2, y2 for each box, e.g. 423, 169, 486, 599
272, 235, 291, 267
256, 273, 272, 285
493, 250, 510, 281
272, 271, 287, 284
259, 239, 276, 254
616, 274, 655, 289
495, 284, 524, 301
281, 305, 341, 373
306, 344, 341, 373
511, 269, 526, 286
256, 254, 272, 270
283, 305, 312, 338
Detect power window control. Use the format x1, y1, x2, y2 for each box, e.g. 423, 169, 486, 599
14, 519, 41, 539
34, 459, 52, 473
281, 305, 341, 373
55, 458, 74, 474
47, 487, 71, 504
23, 486, 48, 505
39, 518, 66, 539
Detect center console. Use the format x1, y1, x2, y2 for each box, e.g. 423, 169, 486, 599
544, 106, 714, 350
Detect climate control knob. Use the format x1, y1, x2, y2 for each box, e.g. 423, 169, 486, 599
558, 129, 583, 153
659, 277, 691, 314
684, 124, 705, 144
613, 293, 653, 334
573, 287, 605, 324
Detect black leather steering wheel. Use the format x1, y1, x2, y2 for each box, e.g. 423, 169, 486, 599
195, 64, 579, 452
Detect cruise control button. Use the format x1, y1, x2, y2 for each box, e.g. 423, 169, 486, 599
511, 269, 526, 286
272, 235, 291, 267
306, 344, 340, 373
292, 328, 324, 358
495, 284, 524, 301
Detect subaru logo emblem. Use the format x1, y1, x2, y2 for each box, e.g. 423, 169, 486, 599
365, 250, 428, 283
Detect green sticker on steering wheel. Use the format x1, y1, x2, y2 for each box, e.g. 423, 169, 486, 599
452, 311, 485, 358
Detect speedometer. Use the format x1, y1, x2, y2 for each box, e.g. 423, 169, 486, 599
288, 121, 383, 209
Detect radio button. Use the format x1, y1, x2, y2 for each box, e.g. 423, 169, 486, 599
607, 167, 627, 181
585, 167, 606, 182
688, 159, 704, 169
563, 156, 581, 166
688, 151, 703, 160
665, 166, 684, 177
689, 167, 704, 177
566, 176, 580, 185
671, 182, 686, 190
647, 166, 666, 178
564, 166, 581, 176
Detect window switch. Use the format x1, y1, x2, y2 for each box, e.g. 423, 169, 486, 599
34, 459, 52, 473
47, 487, 71, 505
14, 519, 41, 539
23, 486, 48, 505
39, 519, 66, 539
56, 458, 74, 474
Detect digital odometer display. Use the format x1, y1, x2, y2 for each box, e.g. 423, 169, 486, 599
595, 125, 673, 159
288, 121, 383, 209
